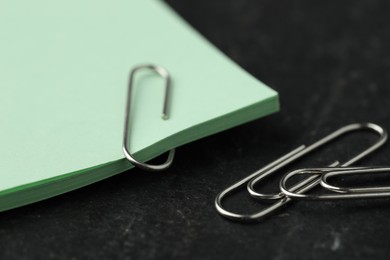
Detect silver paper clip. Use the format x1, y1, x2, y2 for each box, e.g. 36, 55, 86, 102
280, 167, 390, 200
321, 167, 390, 195
122, 64, 175, 171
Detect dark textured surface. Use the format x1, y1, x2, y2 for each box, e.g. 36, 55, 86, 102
2, 1, 390, 259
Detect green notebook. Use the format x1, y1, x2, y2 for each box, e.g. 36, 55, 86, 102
0, 0, 279, 211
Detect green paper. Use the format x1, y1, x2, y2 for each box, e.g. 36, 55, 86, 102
0, 0, 279, 211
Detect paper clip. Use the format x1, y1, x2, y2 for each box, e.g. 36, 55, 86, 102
122, 64, 175, 171
280, 167, 390, 200
246, 123, 387, 200
321, 167, 390, 195
215, 123, 387, 222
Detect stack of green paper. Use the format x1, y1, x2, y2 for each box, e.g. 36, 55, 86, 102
0, 0, 279, 211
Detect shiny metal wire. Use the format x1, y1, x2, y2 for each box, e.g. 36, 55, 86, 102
280, 167, 390, 200
215, 146, 306, 221
215, 123, 387, 222
321, 167, 390, 195
247, 123, 387, 200
122, 64, 175, 171
278, 167, 390, 200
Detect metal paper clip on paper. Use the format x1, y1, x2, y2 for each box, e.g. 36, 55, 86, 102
215, 123, 388, 222
122, 64, 175, 171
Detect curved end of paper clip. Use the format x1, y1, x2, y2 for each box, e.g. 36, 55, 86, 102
123, 147, 176, 172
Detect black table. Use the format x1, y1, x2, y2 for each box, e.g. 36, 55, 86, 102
2, 1, 390, 259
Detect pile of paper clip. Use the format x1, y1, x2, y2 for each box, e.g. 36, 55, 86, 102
215, 122, 390, 222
